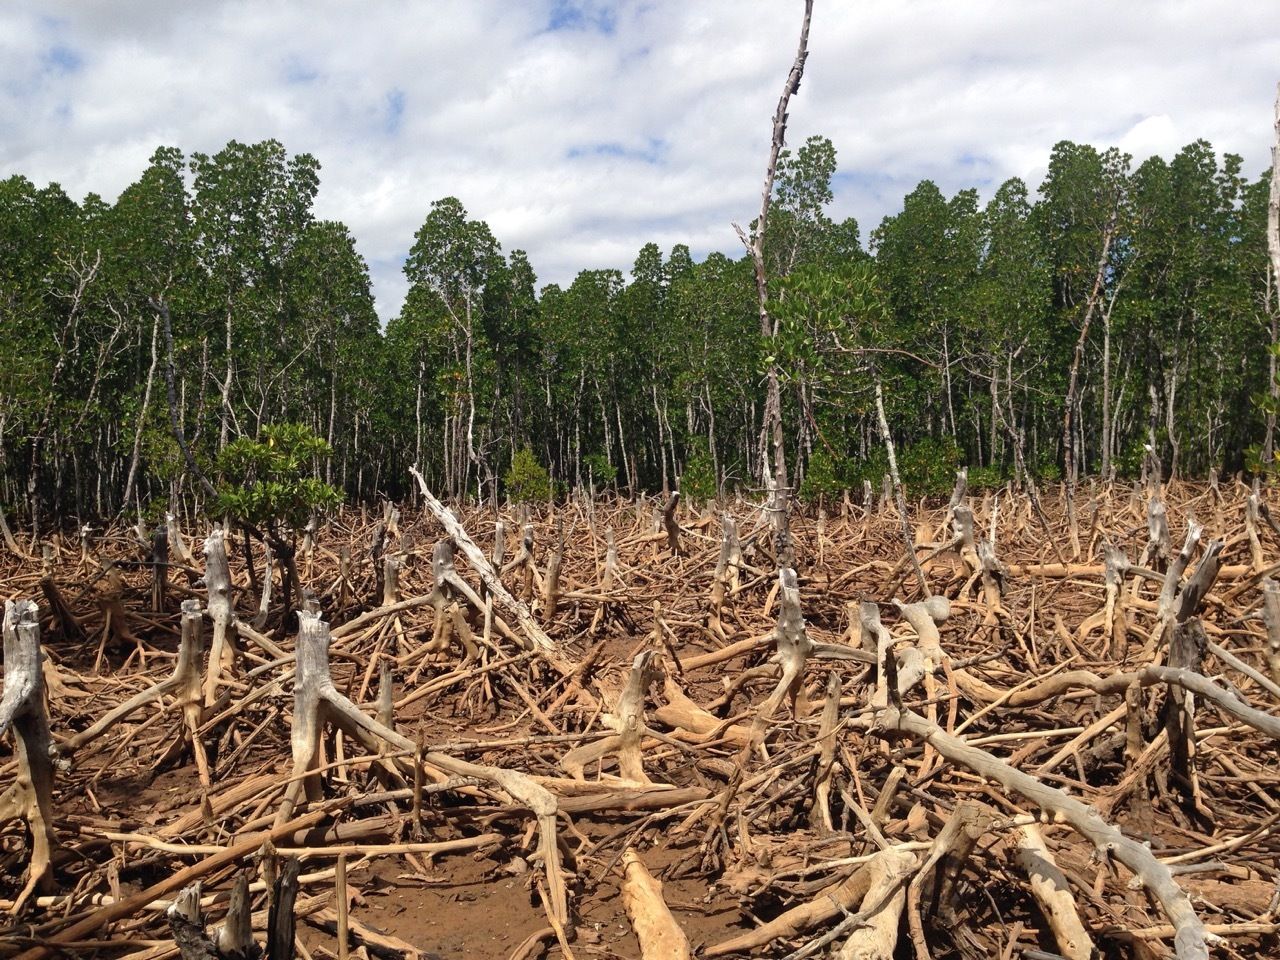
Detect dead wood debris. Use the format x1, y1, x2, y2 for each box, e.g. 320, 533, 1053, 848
1, 479, 1279, 959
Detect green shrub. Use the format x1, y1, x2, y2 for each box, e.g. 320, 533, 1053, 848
213, 423, 341, 535
966, 465, 1007, 491
681, 437, 717, 501
582, 452, 617, 488
848, 449, 890, 493
898, 437, 962, 497
505, 447, 552, 503
846, 438, 962, 499
1034, 458, 1062, 482
1116, 439, 1147, 479
799, 449, 845, 503
1245, 443, 1270, 477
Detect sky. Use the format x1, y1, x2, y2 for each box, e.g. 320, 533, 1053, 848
2, 1, 1278, 322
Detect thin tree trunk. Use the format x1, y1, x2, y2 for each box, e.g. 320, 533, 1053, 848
122, 311, 161, 520
735, 0, 813, 506
1101, 312, 1112, 478
875, 379, 929, 597
1063, 219, 1115, 558
1267, 82, 1280, 466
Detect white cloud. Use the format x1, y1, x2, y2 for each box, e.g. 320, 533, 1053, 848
2, 1, 1277, 320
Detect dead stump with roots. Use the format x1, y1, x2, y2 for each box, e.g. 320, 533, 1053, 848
0, 600, 57, 912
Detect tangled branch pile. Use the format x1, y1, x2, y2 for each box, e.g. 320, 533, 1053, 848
2, 474, 1280, 960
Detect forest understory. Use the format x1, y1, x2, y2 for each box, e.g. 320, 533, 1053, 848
2, 476, 1280, 960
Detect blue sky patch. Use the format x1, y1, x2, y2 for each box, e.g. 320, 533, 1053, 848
283, 57, 320, 85
42, 44, 84, 74
567, 137, 665, 164
384, 88, 406, 135
546, 1, 617, 34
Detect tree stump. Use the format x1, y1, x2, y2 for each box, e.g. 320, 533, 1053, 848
0, 600, 57, 911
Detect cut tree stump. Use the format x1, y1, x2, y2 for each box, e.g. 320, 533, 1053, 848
203, 526, 239, 707
0, 600, 57, 912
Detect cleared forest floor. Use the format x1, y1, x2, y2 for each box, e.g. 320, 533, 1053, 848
2, 479, 1279, 959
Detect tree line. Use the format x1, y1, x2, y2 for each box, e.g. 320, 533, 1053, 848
1, 133, 1275, 530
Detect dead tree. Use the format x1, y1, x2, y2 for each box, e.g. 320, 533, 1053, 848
168, 512, 197, 569
949, 502, 981, 579
63, 600, 210, 784
203, 526, 239, 707
1143, 493, 1172, 570
166, 874, 259, 960
875, 378, 929, 597
0, 506, 25, 557
1077, 542, 1130, 657
1268, 81, 1280, 459
416, 541, 477, 663
151, 524, 169, 612
747, 568, 872, 743
589, 527, 625, 635
0, 600, 57, 911
560, 650, 664, 783
707, 515, 742, 641
662, 488, 682, 557
542, 518, 565, 622
278, 610, 571, 927
733, 0, 813, 538
1165, 618, 1213, 827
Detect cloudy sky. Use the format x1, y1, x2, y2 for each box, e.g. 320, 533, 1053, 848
3, 1, 1278, 320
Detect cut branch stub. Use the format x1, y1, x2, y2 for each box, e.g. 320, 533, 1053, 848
251, 539, 273, 632
0, 599, 57, 911
203, 526, 238, 707
951, 502, 979, 576
1262, 578, 1280, 686
1146, 495, 1172, 568
621, 848, 692, 960
707, 515, 742, 641
1014, 825, 1094, 960
1165, 618, 1213, 827
975, 537, 1006, 622
151, 524, 169, 612
663, 489, 682, 557
561, 650, 665, 782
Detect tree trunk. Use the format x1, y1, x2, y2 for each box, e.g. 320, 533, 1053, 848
1267, 82, 1280, 465
1101, 311, 1113, 478
875, 379, 929, 597
0, 600, 57, 911
737, 0, 813, 504
121, 311, 161, 520
1063, 218, 1115, 558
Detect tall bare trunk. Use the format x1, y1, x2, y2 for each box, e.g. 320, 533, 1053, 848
1267, 82, 1280, 466
735, 0, 813, 511
121, 314, 161, 519
1101, 312, 1112, 478
1063, 218, 1115, 558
